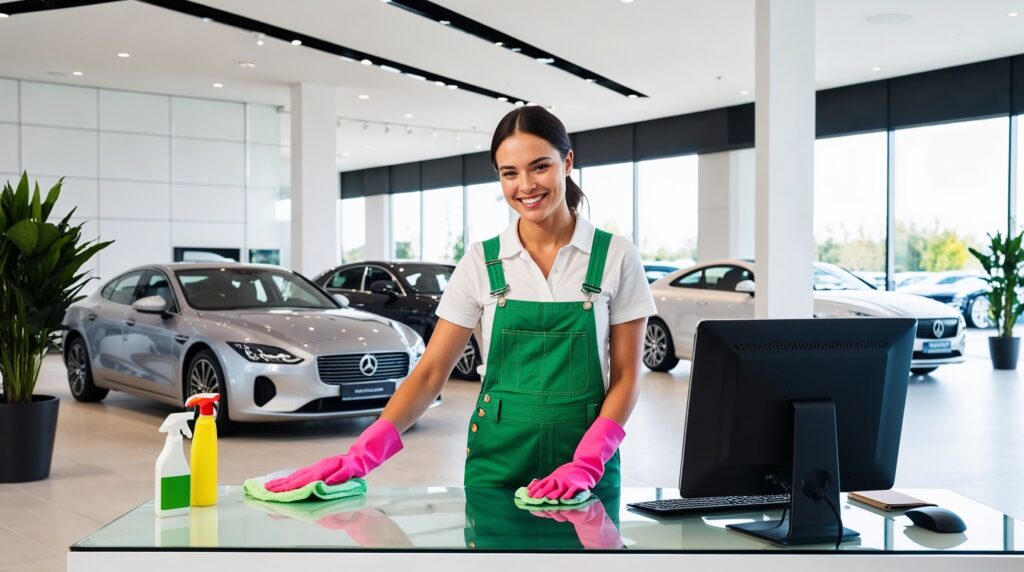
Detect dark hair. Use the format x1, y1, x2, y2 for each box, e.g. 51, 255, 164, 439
490, 107, 585, 214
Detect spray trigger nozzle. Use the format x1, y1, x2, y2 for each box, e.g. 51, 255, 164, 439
158, 411, 194, 438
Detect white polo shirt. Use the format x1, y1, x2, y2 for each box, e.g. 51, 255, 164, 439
436, 216, 657, 387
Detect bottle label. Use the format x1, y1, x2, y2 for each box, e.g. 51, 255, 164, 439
160, 474, 191, 510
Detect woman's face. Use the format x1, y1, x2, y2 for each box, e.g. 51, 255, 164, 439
495, 131, 573, 224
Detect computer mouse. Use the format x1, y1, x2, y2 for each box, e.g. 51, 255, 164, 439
904, 506, 967, 533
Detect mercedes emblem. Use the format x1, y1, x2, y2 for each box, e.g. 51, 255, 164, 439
932, 320, 945, 338
359, 354, 378, 376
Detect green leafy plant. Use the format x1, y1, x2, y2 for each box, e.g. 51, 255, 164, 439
969, 230, 1024, 339
0, 173, 112, 403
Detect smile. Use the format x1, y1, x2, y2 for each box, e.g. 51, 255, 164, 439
518, 193, 548, 208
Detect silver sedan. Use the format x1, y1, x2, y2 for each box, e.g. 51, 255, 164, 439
62, 263, 431, 427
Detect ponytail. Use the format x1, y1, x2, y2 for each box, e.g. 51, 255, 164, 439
565, 175, 585, 214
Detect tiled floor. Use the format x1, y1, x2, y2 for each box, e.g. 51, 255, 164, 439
1, 328, 1021, 570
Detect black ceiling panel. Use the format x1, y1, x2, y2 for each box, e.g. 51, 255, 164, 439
388, 162, 421, 194
573, 124, 635, 168
421, 155, 463, 190
463, 152, 496, 186
889, 58, 1011, 129
816, 81, 888, 138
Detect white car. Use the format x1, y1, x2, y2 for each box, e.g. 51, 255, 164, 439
645, 260, 966, 376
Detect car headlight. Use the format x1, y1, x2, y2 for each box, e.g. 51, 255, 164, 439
847, 311, 873, 318
228, 342, 304, 364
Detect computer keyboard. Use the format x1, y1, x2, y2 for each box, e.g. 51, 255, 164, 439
627, 494, 790, 516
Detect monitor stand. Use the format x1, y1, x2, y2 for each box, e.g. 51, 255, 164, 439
727, 400, 860, 546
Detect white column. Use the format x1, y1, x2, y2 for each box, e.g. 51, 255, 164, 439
290, 83, 337, 275
363, 193, 390, 260
754, 0, 815, 319
697, 149, 755, 261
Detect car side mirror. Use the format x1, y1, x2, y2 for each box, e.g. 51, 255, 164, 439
370, 280, 399, 297
333, 293, 350, 307
735, 280, 756, 295
132, 295, 168, 314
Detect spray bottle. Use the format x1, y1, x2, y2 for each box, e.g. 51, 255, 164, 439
154, 412, 193, 517
185, 392, 220, 507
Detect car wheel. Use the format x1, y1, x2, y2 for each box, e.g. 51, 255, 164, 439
186, 349, 235, 434
65, 336, 108, 402
966, 295, 992, 329
452, 336, 481, 381
910, 367, 938, 376
644, 318, 680, 372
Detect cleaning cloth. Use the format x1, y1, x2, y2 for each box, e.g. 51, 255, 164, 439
244, 494, 367, 521
514, 486, 593, 510
243, 470, 368, 503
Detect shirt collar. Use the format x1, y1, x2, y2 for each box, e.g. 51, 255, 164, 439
498, 215, 596, 259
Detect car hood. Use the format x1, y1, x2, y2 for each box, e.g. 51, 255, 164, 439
814, 290, 960, 319
196, 308, 411, 346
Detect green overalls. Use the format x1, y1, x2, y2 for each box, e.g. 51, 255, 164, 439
463, 227, 620, 489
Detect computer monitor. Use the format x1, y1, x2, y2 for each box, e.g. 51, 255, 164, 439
679, 318, 916, 545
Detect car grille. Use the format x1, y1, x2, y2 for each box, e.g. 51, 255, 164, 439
916, 318, 959, 339
317, 352, 410, 385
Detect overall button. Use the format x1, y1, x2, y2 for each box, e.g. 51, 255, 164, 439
466, 447, 471, 455
471, 423, 478, 433
483, 394, 491, 403
477, 408, 486, 418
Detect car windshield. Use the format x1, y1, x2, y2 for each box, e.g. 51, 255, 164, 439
394, 264, 453, 295
813, 263, 874, 291
175, 267, 338, 311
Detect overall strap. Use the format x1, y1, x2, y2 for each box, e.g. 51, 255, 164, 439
482, 235, 509, 297
582, 229, 613, 294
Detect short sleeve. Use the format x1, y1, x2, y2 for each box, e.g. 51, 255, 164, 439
435, 243, 485, 329
608, 240, 657, 325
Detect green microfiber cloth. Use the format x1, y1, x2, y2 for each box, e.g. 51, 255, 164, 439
243, 474, 368, 503
513, 486, 593, 510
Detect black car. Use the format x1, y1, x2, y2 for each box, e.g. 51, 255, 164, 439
899, 271, 992, 329
313, 261, 482, 380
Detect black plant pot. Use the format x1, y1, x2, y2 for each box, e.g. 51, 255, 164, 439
989, 337, 1021, 370
0, 395, 59, 482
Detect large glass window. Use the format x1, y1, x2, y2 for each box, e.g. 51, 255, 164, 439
637, 156, 698, 265
467, 182, 510, 244
1016, 115, 1023, 234
340, 197, 366, 263
579, 163, 633, 238
814, 132, 887, 286
894, 118, 1009, 275
422, 186, 464, 263
391, 191, 422, 260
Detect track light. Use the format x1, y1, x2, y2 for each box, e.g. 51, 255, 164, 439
362, 122, 369, 130
406, 125, 413, 135
255, 33, 265, 46
384, 124, 390, 134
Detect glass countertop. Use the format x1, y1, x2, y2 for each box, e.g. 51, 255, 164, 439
71, 487, 1024, 553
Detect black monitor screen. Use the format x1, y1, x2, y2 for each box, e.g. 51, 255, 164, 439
680, 318, 915, 498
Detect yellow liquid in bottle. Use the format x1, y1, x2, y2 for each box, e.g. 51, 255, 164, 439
189, 415, 218, 507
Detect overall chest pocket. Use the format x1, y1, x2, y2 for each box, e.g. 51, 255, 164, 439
498, 329, 591, 396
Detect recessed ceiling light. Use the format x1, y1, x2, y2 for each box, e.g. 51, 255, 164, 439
448, 84, 458, 90
494, 41, 503, 47
497, 96, 508, 102
865, 13, 912, 25
358, 94, 370, 100
239, 61, 256, 68
361, 59, 373, 65
380, 65, 401, 74
475, 144, 483, 149
514, 100, 525, 107
404, 113, 413, 118
213, 83, 223, 88
342, 151, 351, 157
117, 52, 131, 58
1010, 11, 1020, 17
439, 20, 450, 25
740, 90, 749, 95
291, 39, 302, 46
72, 71, 84, 76
201, 17, 211, 22
0, 12, 10, 18
621, 0, 635, 3
406, 72, 426, 81
871, 66, 881, 72
585, 78, 596, 83
536, 57, 555, 64
434, 80, 446, 87
627, 94, 638, 99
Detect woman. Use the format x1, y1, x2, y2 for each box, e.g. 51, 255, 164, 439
268, 107, 656, 500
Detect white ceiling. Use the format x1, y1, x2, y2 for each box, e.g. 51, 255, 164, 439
0, 0, 1022, 171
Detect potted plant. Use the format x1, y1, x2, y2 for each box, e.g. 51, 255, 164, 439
968, 230, 1024, 370
0, 173, 111, 482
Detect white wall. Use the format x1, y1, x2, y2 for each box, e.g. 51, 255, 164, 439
0, 78, 290, 292
697, 148, 755, 261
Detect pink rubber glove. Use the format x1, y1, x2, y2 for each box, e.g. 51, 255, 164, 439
265, 419, 402, 492
531, 501, 624, 549
527, 417, 625, 500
